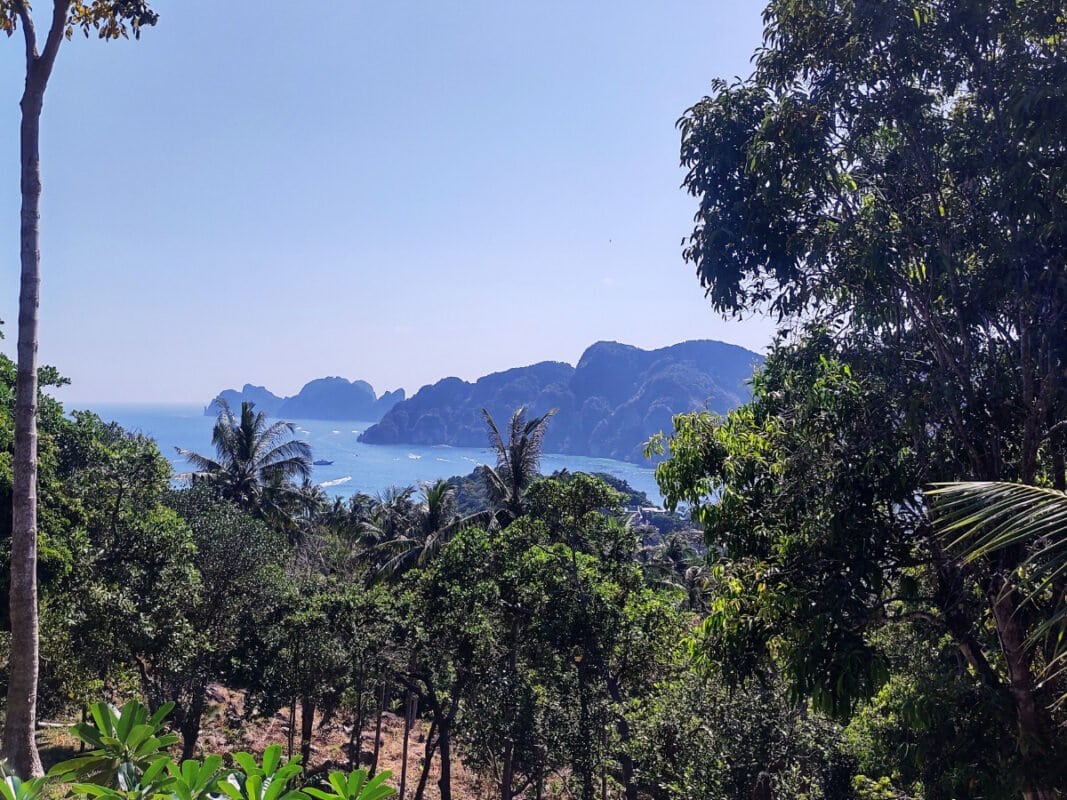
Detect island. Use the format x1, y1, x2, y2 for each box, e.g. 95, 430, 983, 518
359, 339, 762, 463
206, 377, 405, 422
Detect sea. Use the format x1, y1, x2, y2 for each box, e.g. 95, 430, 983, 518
85, 404, 665, 504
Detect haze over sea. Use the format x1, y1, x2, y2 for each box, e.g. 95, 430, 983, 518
89, 404, 664, 504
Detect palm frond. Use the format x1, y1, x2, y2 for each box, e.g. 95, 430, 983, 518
482, 408, 510, 472
928, 480, 1067, 702
928, 481, 1067, 563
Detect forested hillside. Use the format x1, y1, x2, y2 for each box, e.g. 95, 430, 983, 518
1, 2, 1065, 800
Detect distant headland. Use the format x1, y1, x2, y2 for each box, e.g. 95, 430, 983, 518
207, 340, 762, 464
359, 339, 762, 463
205, 377, 405, 422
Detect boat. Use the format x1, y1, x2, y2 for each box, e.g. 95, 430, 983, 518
313, 459, 334, 466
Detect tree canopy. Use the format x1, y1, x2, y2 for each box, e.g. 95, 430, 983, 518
663, 2, 1067, 797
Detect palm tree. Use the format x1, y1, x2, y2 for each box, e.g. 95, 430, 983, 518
929, 481, 1067, 701
357, 486, 418, 573
482, 406, 557, 523
177, 399, 312, 516
371, 480, 494, 579
637, 531, 711, 612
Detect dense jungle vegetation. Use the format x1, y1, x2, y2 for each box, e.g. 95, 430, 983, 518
2, 1, 1066, 799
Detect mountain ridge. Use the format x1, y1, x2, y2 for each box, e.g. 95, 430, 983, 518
359, 339, 762, 463
206, 377, 405, 422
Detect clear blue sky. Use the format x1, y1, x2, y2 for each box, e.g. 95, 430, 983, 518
1, 1, 774, 404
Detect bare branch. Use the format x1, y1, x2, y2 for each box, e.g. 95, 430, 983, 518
13, 0, 37, 67
36, 0, 70, 79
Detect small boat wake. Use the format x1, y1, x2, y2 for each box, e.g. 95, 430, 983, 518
318, 476, 352, 488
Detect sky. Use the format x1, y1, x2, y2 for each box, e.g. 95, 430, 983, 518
0, 1, 774, 404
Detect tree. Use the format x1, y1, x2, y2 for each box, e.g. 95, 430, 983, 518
1, 0, 158, 775
629, 667, 852, 800
371, 480, 492, 580
671, 3, 1067, 797
655, 338, 1067, 795
153, 487, 290, 758
929, 480, 1067, 704
178, 399, 312, 518
392, 540, 498, 800
482, 407, 557, 523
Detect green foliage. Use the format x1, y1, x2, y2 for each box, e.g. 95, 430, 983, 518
659, 343, 912, 716
928, 480, 1067, 700
153, 487, 289, 751
177, 400, 312, 521
50, 701, 178, 789
680, 1, 1067, 327
32, 699, 393, 800
668, 1, 1067, 793
162, 757, 228, 800
851, 776, 914, 800
217, 746, 304, 800
69, 758, 172, 800
46, 416, 198, 714
304, 771, 395, 800
0, 1, 158, 41
552, 470, 651, 508
482, 406, 557, 521
0, 772, 47, 800
630, 669, 853, 800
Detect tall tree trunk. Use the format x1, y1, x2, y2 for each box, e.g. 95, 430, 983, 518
599, 726, 608, 800
412, 716, 437, 800
300, 698, 315, 766
605, 674, 638, 800
180, 689, 207, 761
349, 666, 365, 769
751, 772, 774, 800
989, 577, 1057, 800
436, 717, 452, 800
370, 681, 387, 777
501, 739, 515, 800
4, 3, 66, 771
501, 618, 519, 800
399, 691, 414, 800
577, 660, 594, 800
288, 696, 297, 758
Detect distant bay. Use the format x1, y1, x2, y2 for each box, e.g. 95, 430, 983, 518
86, 404, 665, 503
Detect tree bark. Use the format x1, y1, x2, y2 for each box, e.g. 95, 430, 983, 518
287, 696, 297, 758
577, 659, 594, 800
300, 697, 315, 766
370, 681, 387, 778
4, 0, 71, 776
436, 716, 452, 800
751, 772, 774, 800
412, 716, 438, 800
605, 673, 638, 800
399, 691, 414, 800
501, 738, 515, 800
180, 688, 207, 761
349, 666, 365, 769
989, 577, 1058, 800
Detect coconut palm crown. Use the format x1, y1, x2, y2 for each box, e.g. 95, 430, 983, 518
482, 406, 557, 522
178, 399, 312, 513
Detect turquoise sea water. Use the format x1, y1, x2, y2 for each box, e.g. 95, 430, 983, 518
86, 404, 664, 503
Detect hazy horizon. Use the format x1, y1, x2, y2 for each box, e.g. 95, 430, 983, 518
2, 2, 775, 404
69, 333, 766, 409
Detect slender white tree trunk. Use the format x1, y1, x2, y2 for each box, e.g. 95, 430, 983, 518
4, 67, 46, 781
